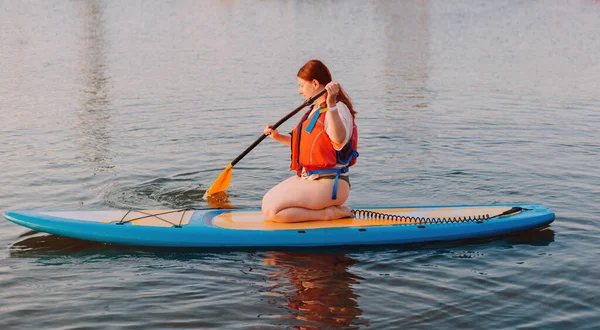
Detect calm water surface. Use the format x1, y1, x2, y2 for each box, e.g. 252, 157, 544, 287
1, 1, 599, 329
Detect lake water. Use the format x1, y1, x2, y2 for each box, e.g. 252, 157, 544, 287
1, 1, 599, 329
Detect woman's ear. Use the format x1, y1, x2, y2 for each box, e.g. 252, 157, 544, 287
312, 79, 320, 89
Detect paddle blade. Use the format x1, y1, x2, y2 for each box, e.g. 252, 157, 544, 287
205, 191, 233, 209
203, 163, 233, 199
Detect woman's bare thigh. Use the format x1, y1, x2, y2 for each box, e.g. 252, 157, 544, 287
262, 175, 350, 214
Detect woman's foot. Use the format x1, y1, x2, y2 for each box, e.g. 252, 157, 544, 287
328, 205, 353, 220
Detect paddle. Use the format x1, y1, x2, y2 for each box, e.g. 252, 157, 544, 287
203, 88, 327, 199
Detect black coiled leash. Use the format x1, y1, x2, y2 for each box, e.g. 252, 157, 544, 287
351, 206, 524, 225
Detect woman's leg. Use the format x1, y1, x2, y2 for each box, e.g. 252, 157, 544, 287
262, 175, 352, 223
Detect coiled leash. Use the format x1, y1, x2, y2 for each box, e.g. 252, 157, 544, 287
351, 206, 525, 225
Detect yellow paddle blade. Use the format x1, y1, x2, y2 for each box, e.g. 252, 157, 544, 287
203, 163, 233, 199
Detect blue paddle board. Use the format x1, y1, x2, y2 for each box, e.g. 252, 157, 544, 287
3, 204, 554, 247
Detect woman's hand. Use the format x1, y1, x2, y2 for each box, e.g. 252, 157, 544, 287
264, 124, 279, 139
325, 81, 341, 108
264, 124, 291, 147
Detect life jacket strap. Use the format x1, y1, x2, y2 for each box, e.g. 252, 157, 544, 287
306, 167, 349, 200
337, 150, 359, 166
305, 107, 328, 133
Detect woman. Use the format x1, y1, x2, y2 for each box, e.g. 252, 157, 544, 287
262, 60, 358, 223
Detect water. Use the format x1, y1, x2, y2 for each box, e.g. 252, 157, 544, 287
1, 1, 599, 329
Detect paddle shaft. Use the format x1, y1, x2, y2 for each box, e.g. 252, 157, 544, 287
229, 89, 326, 167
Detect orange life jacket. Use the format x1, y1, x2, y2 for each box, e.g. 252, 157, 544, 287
290, 106, 358, 198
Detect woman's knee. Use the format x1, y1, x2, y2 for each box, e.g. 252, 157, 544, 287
261, 190, 279, 219
261, 202, 275, 219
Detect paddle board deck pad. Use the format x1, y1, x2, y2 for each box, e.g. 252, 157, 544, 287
3, 204, 554, 248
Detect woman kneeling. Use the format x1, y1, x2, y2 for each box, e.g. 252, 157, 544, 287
262, 60, 359, 223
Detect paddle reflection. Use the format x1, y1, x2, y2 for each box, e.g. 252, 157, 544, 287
263, 251, 367, 329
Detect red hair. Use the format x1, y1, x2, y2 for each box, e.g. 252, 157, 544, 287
297, 60, 356, 118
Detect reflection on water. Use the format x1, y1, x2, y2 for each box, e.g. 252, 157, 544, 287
8, 226, 554, 260
77, 0, 113, 173
369, 0, 434, 178
6, 227, 555, 328
501, 226, 555, 246
10, 234, 107, 259
378, 0, 431, 102
263, 251, 367, 329
393, 226, 555, 252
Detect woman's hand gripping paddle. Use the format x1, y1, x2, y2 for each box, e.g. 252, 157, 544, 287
203, 89, 326, 199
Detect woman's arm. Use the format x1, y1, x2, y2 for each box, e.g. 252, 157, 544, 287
325, 82, 349, 147
325, 105, 348, 147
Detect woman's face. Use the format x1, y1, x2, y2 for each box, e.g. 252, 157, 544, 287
297, 77, 321, 100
